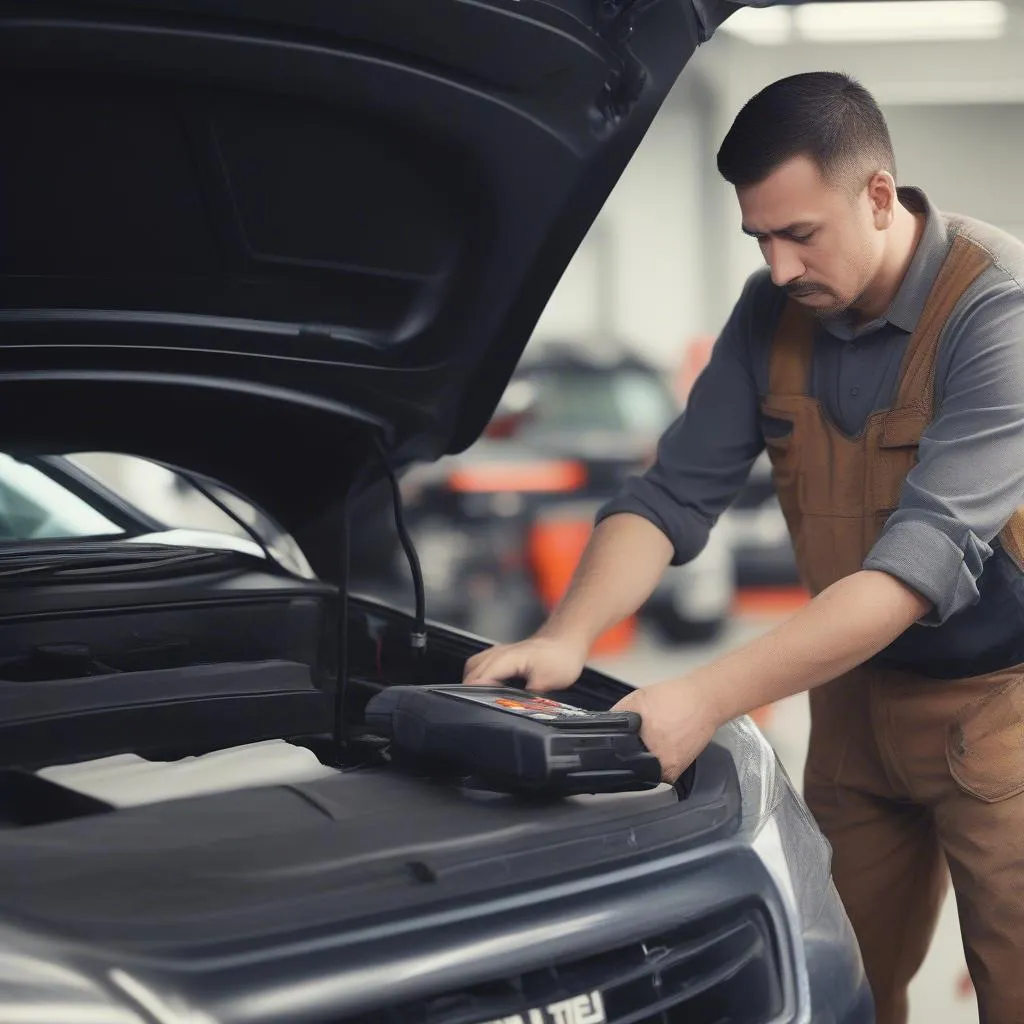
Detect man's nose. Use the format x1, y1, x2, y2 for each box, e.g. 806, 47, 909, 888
766, 241, 805, 287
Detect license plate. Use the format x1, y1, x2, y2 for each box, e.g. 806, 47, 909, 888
477, 990, 606, 1024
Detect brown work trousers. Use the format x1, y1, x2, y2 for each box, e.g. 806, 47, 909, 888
805, 666, 1024, 1024
764, 233, 1024, 1024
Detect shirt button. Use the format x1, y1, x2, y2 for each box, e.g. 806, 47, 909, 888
850, 386, 860, 397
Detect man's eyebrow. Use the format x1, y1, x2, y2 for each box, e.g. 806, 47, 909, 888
742, 221, 817, 238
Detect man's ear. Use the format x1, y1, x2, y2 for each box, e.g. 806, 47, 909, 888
866, 170, 898, 230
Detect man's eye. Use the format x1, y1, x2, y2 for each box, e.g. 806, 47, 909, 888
791, 232, 815, 244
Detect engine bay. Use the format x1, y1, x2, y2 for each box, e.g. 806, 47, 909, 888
0, 559, 740, 957
0, 552, 687, 825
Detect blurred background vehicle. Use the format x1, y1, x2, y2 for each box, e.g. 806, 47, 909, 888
353, 344, 737, 648
507, 343, 736, 643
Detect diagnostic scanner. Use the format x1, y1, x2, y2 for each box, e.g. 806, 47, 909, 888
364, 684, 663, 796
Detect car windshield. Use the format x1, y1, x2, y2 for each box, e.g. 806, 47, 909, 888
0, 454, 125, 542
525, 368, 678, 435
0, 451, 313, 578
67, 453, 315, 578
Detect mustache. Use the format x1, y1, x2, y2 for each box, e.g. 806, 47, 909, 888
786, 281, 833, 297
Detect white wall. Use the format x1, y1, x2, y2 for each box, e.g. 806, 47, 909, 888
533, 77, 714, 369
883, 103, 1024, 238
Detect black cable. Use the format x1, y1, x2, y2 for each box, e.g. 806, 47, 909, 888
333, 503, 351, 748
332, 435, 424, 750
372, 435, 427, 665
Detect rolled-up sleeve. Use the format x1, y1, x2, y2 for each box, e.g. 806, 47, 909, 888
595, 276, 768, 565
864, 275, 1024, 624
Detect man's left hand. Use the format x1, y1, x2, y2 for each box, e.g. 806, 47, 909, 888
612, 677, 720, 784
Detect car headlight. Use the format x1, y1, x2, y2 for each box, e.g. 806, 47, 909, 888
0, 936, 144, 1024
0, 924, 223, 1024
714, 717, 857, 947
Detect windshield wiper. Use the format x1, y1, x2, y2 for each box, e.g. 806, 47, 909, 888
0, 545, 237, 584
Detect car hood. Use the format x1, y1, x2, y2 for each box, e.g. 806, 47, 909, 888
0, 0, 759, 540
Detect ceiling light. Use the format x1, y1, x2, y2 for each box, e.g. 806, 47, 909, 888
719, 0, 1007, 45
719, 5, 794, 44
795, 1, 1007, 43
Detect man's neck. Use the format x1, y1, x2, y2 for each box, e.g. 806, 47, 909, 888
850, 201, 926, 324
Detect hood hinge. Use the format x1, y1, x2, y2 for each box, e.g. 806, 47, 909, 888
591, 0, 658, 130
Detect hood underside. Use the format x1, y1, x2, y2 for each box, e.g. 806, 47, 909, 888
0, 0, 747, 533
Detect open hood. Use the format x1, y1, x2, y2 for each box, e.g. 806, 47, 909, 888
0, 0, 754, 538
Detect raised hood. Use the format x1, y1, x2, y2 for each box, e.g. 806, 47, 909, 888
0, 0, 748, 537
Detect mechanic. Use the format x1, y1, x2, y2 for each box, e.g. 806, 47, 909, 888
464, 72, 1024, 1024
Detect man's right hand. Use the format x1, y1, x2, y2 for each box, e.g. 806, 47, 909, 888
462, 634, 588, 693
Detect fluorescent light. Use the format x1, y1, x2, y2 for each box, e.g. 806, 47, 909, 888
719, 0, 1007, 45
719, 5, 794, 44
795, 1, 1007, 43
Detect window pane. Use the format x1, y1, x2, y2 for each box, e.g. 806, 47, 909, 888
0, 454, 124, 541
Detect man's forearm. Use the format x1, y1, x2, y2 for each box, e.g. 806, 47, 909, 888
538, 513, 674, 652
691, 569, 932, 725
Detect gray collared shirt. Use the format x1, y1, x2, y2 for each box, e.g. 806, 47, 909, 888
597, 187, 1024, 624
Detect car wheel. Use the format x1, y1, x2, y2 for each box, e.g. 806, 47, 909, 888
648, 603, 724, 645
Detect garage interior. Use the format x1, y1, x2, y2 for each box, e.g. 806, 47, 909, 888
30, 3, 1024, 1021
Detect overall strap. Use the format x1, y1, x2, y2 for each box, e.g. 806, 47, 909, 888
767, 299, 815, 396
894, 232, 991, 416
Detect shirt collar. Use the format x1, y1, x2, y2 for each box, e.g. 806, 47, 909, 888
821, 186, 949, 340
885, 186, 949, 333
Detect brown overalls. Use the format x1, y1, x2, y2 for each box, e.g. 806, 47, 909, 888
763, 233, 1024, 1024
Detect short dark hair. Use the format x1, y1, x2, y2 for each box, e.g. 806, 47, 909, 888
716, 72, 896, 190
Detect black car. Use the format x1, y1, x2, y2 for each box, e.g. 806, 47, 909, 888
392, 347, 735, 643
502, 345, 737, 640
0, 1, 871, 1022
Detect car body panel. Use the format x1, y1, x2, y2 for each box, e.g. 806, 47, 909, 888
0, 0, 759, 533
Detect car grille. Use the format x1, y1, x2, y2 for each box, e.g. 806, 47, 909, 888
342, 901, 783, 1024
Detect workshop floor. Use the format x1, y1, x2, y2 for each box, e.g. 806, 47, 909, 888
594, 615, 980, 1024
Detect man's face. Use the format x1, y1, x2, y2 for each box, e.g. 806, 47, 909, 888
737, 155, 883, 319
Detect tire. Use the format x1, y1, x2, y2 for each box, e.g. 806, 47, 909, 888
646, 602, 725, 645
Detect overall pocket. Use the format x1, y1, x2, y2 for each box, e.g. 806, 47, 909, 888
760, 410, 799, 506
946, 677, 1024, 803
870, 408, 925, 511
